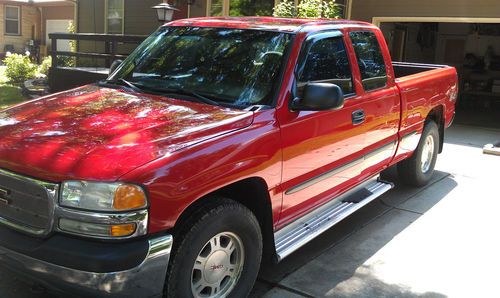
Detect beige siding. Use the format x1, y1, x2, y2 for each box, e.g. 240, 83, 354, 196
0, 4, 40, 54
351, 0, 500, 23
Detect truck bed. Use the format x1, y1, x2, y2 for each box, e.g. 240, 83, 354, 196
393, 61, 451, 79
392, 61, 458, 149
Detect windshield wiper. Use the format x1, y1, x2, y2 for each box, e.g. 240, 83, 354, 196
100, 80, 222, 107
101, 78, 144, 93
141, 86, 222, 107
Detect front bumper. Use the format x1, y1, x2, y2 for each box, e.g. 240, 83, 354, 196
0, 234, 173, 297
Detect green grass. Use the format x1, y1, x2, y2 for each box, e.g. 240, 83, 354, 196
0, 66, 29, 110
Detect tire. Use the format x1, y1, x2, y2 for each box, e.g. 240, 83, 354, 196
397, 121, 439, 187
165, 198, 262, 298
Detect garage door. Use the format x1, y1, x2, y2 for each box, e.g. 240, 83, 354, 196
46, 20, 72, 52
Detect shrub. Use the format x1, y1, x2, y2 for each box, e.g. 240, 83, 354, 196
272, 0, 297, 17
39, 56, 52, 76
2, 53, 37, 83
273, 0, 341, 19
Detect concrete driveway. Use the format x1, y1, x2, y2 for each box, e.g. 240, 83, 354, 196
251, 124, 500, 298
1, 124, 499, 298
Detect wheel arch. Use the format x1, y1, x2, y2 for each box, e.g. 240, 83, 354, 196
425, 104, 445, 153
172, 177, 278, 263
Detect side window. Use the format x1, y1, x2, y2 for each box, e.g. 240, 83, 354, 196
349, 31, 387, 91
298, 37, 353, 96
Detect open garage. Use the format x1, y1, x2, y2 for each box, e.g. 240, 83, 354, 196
349, 0, 500, 129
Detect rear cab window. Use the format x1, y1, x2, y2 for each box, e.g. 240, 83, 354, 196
297, 34, 354, 98
349, 31, 388, 91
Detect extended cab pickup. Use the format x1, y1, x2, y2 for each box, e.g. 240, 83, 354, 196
0, 17, 457, 298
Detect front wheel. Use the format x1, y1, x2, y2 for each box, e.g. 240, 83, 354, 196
165, 198, 262, 298
398, 121, 439, 186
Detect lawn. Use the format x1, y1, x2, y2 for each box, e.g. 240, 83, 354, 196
0, 66, 28, 110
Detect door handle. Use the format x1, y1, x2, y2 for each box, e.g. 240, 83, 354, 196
352, 109, 365, 125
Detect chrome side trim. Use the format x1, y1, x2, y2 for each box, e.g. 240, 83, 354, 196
285, 158, 363, 195
0, 234, 173, 298
364, 141, 396, 160
275, 178, 393, 261
285, 141, 396, 195
55, 208, 149, 239
399, 130, 421, 152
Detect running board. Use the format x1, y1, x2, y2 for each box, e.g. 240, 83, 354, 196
274, 178, 393, 261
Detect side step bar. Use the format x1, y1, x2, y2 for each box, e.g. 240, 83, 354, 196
274, 178, 393, 261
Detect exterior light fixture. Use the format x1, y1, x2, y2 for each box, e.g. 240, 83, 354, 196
152, 2, 180, 22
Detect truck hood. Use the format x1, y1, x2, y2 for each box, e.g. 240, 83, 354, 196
0, 85, 254, 181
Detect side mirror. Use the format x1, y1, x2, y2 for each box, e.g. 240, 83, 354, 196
109, 59, 123, 75
291, 83, 344, 111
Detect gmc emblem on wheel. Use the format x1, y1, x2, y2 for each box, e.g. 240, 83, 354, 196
210, 264, 224, 271
0, 187, 10, 205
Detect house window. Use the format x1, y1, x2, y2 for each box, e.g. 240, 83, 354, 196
5, 6, 20, 35
106, 0, 124, 34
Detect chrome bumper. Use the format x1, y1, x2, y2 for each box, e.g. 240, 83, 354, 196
0, 234, 173, 297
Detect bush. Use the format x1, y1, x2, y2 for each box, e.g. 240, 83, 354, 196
2, 54, 37, 83
272, 0, 297, 17
58, 21, 77, 68
39, 56, 52, 76
274, 0, 341, 19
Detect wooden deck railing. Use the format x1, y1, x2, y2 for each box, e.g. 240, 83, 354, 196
48, 33, 147, 68
47, 33, 147, 92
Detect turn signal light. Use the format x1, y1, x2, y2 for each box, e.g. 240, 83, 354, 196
59, 218, 137, 238
110, 223, 137, 237
113, 185, 148, 211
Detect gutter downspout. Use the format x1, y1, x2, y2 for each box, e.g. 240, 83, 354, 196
347, 0, 353, 20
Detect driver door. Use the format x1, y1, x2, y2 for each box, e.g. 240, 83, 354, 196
277, 31, 368, 225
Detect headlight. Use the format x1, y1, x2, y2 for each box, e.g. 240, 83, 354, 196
60, 181, 148, 212
58, 181, 148, 239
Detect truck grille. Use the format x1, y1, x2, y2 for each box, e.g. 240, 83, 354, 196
0, 169, 57, 236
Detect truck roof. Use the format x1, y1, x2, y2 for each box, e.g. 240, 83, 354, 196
166, 17, 373, 33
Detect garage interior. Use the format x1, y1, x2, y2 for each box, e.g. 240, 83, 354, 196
379, 22, 500, 129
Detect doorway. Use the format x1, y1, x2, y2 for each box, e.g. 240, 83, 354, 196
376, 18, 500, 128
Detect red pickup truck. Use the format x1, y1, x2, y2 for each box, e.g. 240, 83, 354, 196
0, 17, 456, 297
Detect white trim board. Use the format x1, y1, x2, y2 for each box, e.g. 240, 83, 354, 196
372, 17, 500, 27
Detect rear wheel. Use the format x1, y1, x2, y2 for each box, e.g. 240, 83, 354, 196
397, 121, 439, 186
165, 198, 262, 298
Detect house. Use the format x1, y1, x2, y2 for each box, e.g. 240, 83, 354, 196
0, 0, 75, 58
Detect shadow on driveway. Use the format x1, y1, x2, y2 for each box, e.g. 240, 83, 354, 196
252, 170, 456, 297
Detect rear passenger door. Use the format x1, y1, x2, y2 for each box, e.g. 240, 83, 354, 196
347, 30, 400, 176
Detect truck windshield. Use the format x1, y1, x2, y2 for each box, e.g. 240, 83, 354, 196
109, 26, 292, 107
